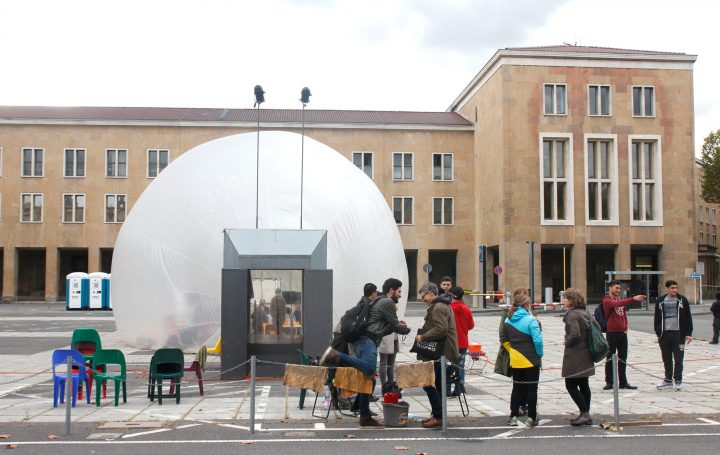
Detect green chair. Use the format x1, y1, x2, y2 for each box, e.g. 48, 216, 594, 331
70, 328, 105, 400
297, 350, 316, 409
93, 349, 127, 407
149, 348, 184, 405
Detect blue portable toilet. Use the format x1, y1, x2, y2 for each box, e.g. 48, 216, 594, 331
102, 273, 112, 310
66, 272, 89, 310
88, 272, 108, 310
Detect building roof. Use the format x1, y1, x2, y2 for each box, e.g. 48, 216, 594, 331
448, 44, 697, 112
0, 106, 473, 129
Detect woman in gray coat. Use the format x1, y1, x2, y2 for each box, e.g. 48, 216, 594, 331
562, 288, 595, 426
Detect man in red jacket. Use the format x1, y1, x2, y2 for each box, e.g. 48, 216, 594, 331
602, 280, 646, 390
449, 286, 475, 396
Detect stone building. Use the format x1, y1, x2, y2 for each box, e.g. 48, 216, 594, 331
0, 45, 699, 302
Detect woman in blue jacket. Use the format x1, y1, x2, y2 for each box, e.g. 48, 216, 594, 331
501, 293, 543, 427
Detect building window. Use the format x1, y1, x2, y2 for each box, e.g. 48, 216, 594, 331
392, 197, 413, 225
544, 83, 567, 115
392, 153, 413, 180
0, 147, 3, 177
21, 147, 44, 177
540, 134, 573, 224
714, 234, 718, 247
586, 138, 618, 223
20, 193, 43, 222
147, 149, 169, 178
632, 86, 655, 117
700, 231, 705, 244
106, 149, 128, 178
713, 208, 717, 225
706, 207, 710, 224
629, 137, 663, 225
432, 153, 453, 181
352, 152, 373, 179
432, 197, 453, 225
63, 194, 85, 223
64, 148, 86, 177
105, 194, 127, 223
588, 84, 611, 116
699, 205, 704, 222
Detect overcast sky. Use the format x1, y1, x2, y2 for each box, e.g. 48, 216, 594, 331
1, 0, 717, 152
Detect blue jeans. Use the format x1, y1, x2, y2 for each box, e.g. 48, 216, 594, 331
337, 336, 377, 417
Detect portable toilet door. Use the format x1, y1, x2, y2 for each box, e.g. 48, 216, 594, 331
102, 273, 112, 310
66, 272, 89, 310
88, 272, 108, 310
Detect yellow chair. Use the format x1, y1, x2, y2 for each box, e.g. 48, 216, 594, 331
207, 337, 221, 356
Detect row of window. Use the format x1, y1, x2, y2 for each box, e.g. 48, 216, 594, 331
699, 231, 719, 247
0, 148, 168, 179
0, 193, 127, 223
543, 83, 655, 117
540, 134, 662, 226
393, 197, 453, 225
352, 152, 454, 181
698, 205, 718, 226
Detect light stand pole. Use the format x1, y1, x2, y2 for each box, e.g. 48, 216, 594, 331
254, 85, 265, 229
299, 87, 311, 229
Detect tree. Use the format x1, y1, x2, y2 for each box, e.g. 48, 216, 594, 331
700, 130, 720, 203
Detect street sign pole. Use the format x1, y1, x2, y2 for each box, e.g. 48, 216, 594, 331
479, 245, 487, 309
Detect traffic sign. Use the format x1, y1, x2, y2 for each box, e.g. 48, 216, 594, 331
494, 266, 503, 275
423, 263, 432, 274
690, 274, 701, 279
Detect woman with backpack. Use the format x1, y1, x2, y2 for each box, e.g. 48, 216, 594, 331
561, 288, 595, 426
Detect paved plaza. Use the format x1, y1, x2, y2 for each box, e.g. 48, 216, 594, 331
2, 302, 720, 429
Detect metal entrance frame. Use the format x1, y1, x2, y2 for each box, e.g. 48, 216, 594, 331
604, 270, 665, 310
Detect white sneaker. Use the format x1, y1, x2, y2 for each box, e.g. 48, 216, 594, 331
656, 380, 673, 390
674, 382, 684, 391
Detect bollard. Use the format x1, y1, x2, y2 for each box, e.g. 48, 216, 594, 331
441, 356, 447, 433
612, 353, 620, 429
65, 355, 72, 435
250, 356, 256, 435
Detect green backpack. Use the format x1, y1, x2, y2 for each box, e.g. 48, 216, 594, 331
586, 311, 610, 363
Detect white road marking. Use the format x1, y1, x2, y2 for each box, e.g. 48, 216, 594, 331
314, 422, 325, 430
176, 423, 202, 429
122, 428, 172, 439
493, 429, 524, 438
697, 418, 720, 425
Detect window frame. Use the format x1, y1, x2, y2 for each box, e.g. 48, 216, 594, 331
539, 133, 574, 226
431, 153, 453, 181
62, 193, 86, 224
105, 148, 128, 178
63, 148, 86, 178
631, 85, 656, 117
104, 193, 128, 224
392, 196, 414, 225
713, 208, 717, 226
588, 84, 612, 116
351, 151, 374, 179
543, 83, 567, 116
628, 135, 663, 226
584, 134, 619, 225
147, 149, 169, 178
20, 193, 43, 223
391, 152, 414, 181
0, 147, 3, 177
21, 147, 44, 177
432, 197, 454, 225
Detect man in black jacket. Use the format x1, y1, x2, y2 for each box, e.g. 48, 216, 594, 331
710, 293, 720, 344
654, 280, 693, 391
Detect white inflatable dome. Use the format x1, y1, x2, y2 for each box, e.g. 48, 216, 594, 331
111, 131, 408, 349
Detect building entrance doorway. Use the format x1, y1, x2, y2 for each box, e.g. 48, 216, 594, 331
586, 246, 615, 302
100, 248, 114, 273
541, 245, 572, 302
58, 249, 88, 298
17, 249, 46, 299
428, 250, 457, 286
405, 250, 418, 300
631, 246, 661, 302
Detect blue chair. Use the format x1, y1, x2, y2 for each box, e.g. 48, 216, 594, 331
52, 349, 90, 408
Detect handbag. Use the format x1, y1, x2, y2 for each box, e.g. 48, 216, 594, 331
494, 346, 511, 377
586, 311, 610, 363
410, 330, 445, 360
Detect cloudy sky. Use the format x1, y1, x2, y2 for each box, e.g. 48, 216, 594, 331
1, 0, 717, 151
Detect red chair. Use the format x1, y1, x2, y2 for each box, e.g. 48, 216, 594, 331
170, 345, 206, 396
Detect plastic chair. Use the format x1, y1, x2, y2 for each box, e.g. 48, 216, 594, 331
207, 337, 221, 356
149, 348, 184, 404
297, 350, 318, 409
93, 349, 127, 406
70, 328, 105, 399
170, 345, 206, 397
52, 349, 90, 408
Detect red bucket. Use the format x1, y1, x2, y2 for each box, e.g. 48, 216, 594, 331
383, 392, 399, 404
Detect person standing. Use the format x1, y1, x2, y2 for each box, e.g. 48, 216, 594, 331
439, 276, 453, 296
501, 293, 543, 427
710, 293, 720, 344
320, 279, 410, 427
654, 280, 693, 390
561, 288, 595, 426
415, 282, 459, 429
602, 280, 646, 390
449, 286, 474, 395
270, 288, 287, 335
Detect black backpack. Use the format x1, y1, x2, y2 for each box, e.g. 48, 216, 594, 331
340, 297, 378, 342
594, 303, 608, 333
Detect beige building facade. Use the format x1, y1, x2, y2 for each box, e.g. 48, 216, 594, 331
0, 46, 700, 302
696, 160, 720, 291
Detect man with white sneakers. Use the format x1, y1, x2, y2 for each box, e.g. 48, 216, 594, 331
654, 280, 693, 391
